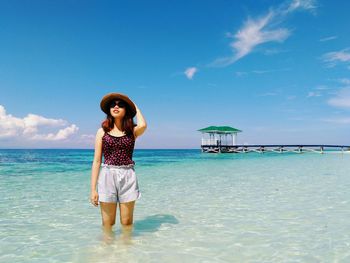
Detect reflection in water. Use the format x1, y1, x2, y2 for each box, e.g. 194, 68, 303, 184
76, 214, 179, 263
120, 224, 134, 245
101, 225, 116, 245
133, 214, 179, 235
100, 214, 179, 245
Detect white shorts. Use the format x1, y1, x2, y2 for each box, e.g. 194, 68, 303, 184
97, 163, 141, 203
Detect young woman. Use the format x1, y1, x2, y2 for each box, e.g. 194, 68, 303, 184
90, 93, 147, 234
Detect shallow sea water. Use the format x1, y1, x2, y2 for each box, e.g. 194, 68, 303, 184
1, 149, 350, 262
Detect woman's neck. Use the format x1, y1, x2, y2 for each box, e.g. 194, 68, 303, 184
113, 118, 123, 131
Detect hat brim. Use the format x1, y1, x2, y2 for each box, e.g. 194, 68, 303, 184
100, 93, 136, 118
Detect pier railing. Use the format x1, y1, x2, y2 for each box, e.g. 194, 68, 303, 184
200, 144, 350, 154
201, 138, 219, 145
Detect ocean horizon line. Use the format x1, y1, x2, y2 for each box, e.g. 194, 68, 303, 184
0, 148, 201, 150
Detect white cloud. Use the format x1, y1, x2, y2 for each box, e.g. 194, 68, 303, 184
306, 85, 332, 98
184, 67, 198, 79
29, 125, 79, 141
231, 11, 290, 60
0, 106, 25, 137
235, 68, 290, 76
0, 105, 79, 141
319, 36, 338, 42
23, 114, 67, 135
322, 48, 350, 68
307, 91, 322, 97
210, 0, 316, 67
211, 11, 290, 66
81, 134, 95, 140
327, 87, 350, 108
286, 0, 317, 13
263, 48, 289, 55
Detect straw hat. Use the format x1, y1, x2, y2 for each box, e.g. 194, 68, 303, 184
100, 92, 137, 117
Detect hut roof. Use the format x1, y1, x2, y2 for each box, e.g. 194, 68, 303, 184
197, 126, 242, 133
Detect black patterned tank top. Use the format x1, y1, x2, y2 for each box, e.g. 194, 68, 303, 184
102, 132, 135, 166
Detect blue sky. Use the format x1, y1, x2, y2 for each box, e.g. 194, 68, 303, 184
1, 0, 350, 149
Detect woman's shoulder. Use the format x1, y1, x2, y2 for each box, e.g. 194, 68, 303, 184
96, 128, 106, 138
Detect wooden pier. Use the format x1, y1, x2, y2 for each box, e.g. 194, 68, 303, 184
201, 144, 350, 154
198, 126, 350, 154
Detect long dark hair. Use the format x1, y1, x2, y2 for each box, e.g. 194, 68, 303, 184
101, 101, 136, 140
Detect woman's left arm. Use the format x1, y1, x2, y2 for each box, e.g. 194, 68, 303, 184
133, 103, 147, 138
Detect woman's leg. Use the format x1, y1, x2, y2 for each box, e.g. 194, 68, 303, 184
119, 201, 135, 243
100, 202, 117, 232
119, 200, 135, 225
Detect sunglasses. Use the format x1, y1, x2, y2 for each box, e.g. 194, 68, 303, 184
109, 100, 126, 108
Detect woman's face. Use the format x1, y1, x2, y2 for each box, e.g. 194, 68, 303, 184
109, 99, 126, 119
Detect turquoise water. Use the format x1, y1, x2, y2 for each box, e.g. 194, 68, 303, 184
1, 149, 350, 262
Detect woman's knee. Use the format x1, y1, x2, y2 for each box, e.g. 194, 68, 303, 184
103, 219, 116, 226
120, 217, 133, 226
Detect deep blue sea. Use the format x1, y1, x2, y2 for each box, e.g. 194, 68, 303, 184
1, 149, 350, 262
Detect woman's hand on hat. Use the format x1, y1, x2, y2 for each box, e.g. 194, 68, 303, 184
134, 103, 139, 112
